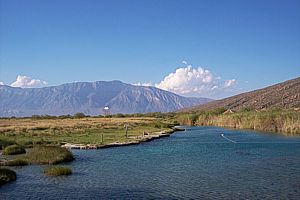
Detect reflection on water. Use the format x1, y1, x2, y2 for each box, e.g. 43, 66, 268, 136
1, 127, 300, 199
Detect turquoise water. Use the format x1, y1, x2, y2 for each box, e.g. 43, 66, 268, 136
1, 127, 300, 199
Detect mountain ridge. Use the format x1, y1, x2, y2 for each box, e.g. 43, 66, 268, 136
0, 80, 211, 117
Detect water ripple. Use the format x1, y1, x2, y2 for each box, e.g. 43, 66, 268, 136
1, 127, 300, 199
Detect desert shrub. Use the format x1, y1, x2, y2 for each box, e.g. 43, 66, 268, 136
113, 113, 125, 118
74, 113, 86, 118
58, 115, 72, 119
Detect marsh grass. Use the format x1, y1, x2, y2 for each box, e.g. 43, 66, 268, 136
2, 144, 26, 155
0, 139, 16, 150
178, 109, 300, 135
44, 166, 72, 176
24, 146, 74, 165
0, 168, 16, 185
2, 159, 28, 166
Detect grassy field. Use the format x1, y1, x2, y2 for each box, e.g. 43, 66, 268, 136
0, 117, 174, 147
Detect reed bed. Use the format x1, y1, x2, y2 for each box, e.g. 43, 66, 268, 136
177, 109, 300, 135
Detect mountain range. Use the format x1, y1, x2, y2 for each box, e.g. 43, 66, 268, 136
0, 81, 211, 117
181, 77, 300, 112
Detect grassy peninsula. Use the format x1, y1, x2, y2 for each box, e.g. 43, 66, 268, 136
0, 116, 174, 147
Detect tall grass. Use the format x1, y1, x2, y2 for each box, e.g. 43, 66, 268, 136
44, 166, 72, 176
2, 144, 26, 155
0, 139, 15, 150
24, 146, 74, 164
177, 109, 300, 135
1, 159, 28, 166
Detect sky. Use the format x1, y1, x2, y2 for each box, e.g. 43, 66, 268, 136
0, 0, 299, 99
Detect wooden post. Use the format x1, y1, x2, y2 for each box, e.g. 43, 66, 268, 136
125, 123, 128, 138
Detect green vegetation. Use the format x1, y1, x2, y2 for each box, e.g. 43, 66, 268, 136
0, 168, 17, 185
44, 166, 72, 176
0, 117, 173, 146
73, 112, 87, 119
24, 146, 74, 165
0, 139, 15, 150
1, 159, 28, 166
0, 109, 297, 152
2, 144, 26, 155
177, 108, 300, 135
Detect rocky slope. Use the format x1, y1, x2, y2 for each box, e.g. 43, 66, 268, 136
181, 77, 300, 112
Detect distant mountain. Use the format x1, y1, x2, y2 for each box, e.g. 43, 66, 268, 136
181, 77, 300, 112
0, 81, 211, 117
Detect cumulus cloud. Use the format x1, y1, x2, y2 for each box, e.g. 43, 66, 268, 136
0, 81, 4, 85
155, 64, 237, 98
11, 75, 47, 88
224, 79, 236, 88
133, 82, 153, 87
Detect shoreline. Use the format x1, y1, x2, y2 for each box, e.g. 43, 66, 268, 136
61, 127, 185, 150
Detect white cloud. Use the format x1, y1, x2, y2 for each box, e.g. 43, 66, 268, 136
224, 79, 236, 88
133, 82, 153, 87
11, 75, 47, 88
182, 60, 188, 65
0, 81, 4, 85
155, 64, 237, 98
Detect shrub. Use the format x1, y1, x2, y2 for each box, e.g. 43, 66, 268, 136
31, 115, 41, 119
0, 168, 17, 185
25, 146, 74, 165
74, 113, 86, 118
2, 145, 26, 155
44, 166, 72, 176
113, 113, 125, 118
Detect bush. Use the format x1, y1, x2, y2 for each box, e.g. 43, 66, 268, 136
113, 113, 125, 118
2, 145, 26, 155
58, 115, 72, 119
0, 168, 17, 185
25, 146, 74, 165
74, 113, 86, 118
44, 166, 72, 176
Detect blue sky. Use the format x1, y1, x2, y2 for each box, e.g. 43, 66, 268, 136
0, 0, 299, 98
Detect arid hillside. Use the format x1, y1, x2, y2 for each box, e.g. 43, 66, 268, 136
182, 77, 300, 112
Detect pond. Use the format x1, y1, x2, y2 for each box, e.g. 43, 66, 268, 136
1, 127, 300, 199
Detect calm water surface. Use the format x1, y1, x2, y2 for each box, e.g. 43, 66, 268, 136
1, 127, 300, 199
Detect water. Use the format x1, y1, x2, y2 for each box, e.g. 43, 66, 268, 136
1, 127, 300, 199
